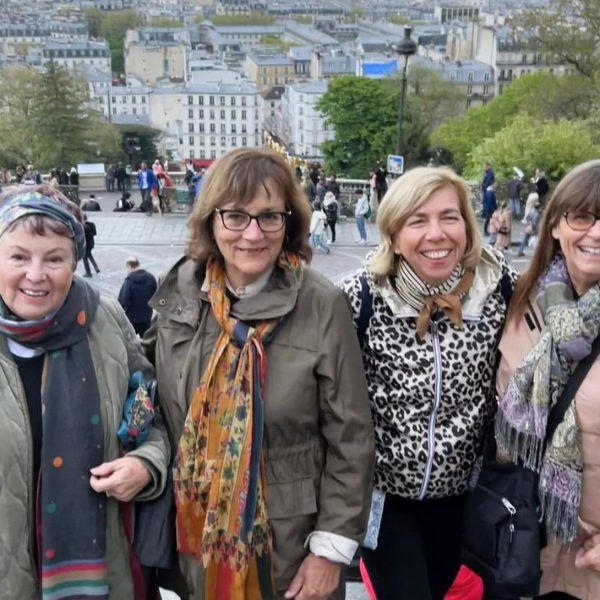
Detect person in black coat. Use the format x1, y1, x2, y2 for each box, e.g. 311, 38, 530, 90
82, 214, 100, 277
117, 257, 157, 337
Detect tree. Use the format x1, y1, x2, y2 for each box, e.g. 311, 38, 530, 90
0, 64, 122, 170
84, 9, 144, 75
464, 115, 600, 182
318, 71, 465, 176
518, 0, 600, 79
318, 76, 398, 177
431, 71, 594, 171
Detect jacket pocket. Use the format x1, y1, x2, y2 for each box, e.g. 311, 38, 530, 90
267, 478, 317, 518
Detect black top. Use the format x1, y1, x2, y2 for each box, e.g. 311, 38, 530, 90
14, 353, 44, 487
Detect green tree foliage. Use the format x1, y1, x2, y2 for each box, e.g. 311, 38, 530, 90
318, 71, 464, 176
117, 124, 160, 167
431, 71, 594, 171
318, 76, 398, 177
84, 9, 144, 75
0, 65, 121, 170
519, 0, 600, 78
464, 115, 600, 182
258, 35, 296, 52
147, 17, 181, 27
211, 13, 274, 25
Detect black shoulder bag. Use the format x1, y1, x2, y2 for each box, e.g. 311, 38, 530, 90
462, 334, 600, 597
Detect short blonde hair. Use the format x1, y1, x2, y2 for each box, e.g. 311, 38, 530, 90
369, 166, 482, 278
186, 147, 312, 263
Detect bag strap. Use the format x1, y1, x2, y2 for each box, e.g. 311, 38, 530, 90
546, 334, 600, 443
356, 275, 373, 349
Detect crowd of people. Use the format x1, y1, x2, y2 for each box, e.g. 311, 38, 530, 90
1, 148, 599, 600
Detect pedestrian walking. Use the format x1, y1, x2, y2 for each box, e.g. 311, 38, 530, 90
340, 166, 517, 600
482, 183, 497, 238
82, 214, 100, 277
515, 200, 541, 256
310, 200, 330, 253
506, 169, 523, 218
355, 188, 370, 244
323, 191, 339, 243
494, 200, 512, 251
117, 257, 157, 337
137, 162, 156, 215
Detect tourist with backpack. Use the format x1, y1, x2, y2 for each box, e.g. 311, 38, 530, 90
323, 191, 339, 243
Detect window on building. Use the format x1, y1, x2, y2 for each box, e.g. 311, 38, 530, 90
199, 96, 204, 105
111, 96, 116, 103
242, 137, 247, 146
522, 54, 527, 64
210, 136, 216, 146
210, 150, 216, 159
199, 123, 204, 132
220, 96, 225, 105
199, 109, 204, 118
112, 107, 116, 115
299, 107, 303, 115
209, 96, 215, 105
188, 109, 194, 118
220, 136, 226, 145
132, 107, 137, 115
132, 96, 137, 104
188, 95, 193, 105
230, 97, 236, 106
210, 124, 215, 133
210, 110, 215, 120
189, 136, 194, 146
189, 123, 194, 133
220, 124, 226, 133
142, 96, 146, 103
242, 97, 246, 106
231, 137, 237, 146
200, 150, 206, 158
220, 110, 226, 119
241, 124, 247, 133
484, 72, 490, 82
241, 110, 246, 119
231, 109, 236, 119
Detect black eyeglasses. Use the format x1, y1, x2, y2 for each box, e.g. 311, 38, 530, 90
215, 208, 291, 232
562, 212, 600, 231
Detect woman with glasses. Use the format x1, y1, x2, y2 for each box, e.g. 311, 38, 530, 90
495, 159, 600, 600
143, 147, 374, 600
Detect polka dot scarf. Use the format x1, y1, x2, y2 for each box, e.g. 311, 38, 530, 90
0, 276, 108, 599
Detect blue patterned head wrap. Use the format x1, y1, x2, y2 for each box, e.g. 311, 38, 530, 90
0, 190, 85, 261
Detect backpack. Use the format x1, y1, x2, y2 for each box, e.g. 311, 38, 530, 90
325, 201, 338, 219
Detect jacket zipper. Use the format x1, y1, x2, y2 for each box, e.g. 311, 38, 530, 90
14, 373, 38, 583
419, 319, 443, 500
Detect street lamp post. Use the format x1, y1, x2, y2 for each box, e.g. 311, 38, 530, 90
393, 26, 417, 157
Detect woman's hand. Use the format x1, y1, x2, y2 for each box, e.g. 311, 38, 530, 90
89, 456, 151, 502
284, 553, 341, 600
575, 532, 600, 572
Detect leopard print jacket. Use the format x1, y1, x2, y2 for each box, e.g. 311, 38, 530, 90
340, 247, 518, 499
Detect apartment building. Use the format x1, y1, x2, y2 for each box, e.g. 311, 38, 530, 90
245, 51, 295, 93
43, 39, 111, 70
280, 80, 334, 161
178, 82, 261, 160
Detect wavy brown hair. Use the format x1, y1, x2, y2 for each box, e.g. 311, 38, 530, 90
186, 147, 312, 264
507, 159, 600, 324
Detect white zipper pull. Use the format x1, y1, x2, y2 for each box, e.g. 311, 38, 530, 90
502, 497, 516, 515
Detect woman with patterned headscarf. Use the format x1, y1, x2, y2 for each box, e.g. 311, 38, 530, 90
144, 147, 374, 600
0, 185, 169, 599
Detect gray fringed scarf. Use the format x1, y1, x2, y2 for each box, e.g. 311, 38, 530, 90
496, 253, 600, 544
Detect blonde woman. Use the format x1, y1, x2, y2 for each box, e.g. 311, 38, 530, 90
341, 166, 517, 600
